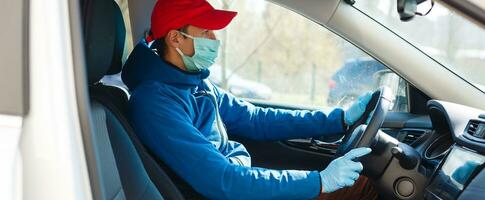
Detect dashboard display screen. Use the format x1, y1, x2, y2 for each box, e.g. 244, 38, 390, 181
427, 146, 485, 199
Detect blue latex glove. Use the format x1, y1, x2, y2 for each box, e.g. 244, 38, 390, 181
319, 147, 372, 193
344, 92, 373, 126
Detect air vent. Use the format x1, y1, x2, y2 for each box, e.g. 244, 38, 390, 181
402, 132, 421, 145
466, 120, 485, 139
399, 130, 425, 145
467, 121, 479, 135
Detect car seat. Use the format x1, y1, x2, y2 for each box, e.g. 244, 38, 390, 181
82, 0, 184, 199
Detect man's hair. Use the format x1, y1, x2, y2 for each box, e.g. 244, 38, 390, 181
150, 26, 188, 58
151, 37, 167, 57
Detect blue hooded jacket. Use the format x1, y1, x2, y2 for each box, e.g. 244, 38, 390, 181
122, 41, 347, 200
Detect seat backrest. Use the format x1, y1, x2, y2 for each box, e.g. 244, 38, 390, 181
90, 85, 186, 200
93, 85, 205, 199
90, 89, 164, 200
82, 0, 170, 199
88, 100, 127, 200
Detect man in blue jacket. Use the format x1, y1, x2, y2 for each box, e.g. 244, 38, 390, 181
122, 0, 377, 199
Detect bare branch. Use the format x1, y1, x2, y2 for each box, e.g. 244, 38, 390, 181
227, 15, 283, 79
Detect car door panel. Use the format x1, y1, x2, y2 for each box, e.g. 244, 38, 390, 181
229, 135, 332, 170
231, 100, 432, 171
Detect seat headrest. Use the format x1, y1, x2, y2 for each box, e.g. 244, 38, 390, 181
83, 0, 126, 84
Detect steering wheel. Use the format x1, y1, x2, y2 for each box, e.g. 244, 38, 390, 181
332, 87, 429, 199
335, 87, 394, 158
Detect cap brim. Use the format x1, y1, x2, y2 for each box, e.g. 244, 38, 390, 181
189, 9, 237, 31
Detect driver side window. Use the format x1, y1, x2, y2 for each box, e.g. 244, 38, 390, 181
208, 0, 408, 112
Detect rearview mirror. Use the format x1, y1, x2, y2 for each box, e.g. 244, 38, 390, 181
397, 0, 417, 21
397, 0, 431, 21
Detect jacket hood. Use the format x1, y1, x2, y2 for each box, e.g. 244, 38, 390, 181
121, 40, 210, 91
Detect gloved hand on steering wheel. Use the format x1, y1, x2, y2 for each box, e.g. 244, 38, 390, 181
319, 147, 372, 193
344, 92, 373, 127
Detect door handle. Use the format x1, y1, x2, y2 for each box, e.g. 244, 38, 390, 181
284, 138, 340, 155
311, 138, 340, 149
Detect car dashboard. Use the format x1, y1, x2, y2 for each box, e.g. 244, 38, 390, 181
420, 100, 485, 200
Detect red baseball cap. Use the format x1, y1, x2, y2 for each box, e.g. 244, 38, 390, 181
146, 0, 238, 42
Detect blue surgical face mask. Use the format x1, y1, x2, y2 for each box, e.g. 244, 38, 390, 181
176, 32, 220, 72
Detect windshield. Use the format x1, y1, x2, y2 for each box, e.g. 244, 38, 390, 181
354, 1, 485, 92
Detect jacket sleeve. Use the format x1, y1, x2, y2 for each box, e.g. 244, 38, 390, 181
129, 89, 322, 200
212, 85, 346, 141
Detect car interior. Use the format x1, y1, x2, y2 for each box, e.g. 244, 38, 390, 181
78, 0, 485, 199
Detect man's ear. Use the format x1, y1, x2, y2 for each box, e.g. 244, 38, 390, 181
165, 30, 183, 48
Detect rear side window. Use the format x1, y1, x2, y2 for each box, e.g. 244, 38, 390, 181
0, 0, 29, 115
